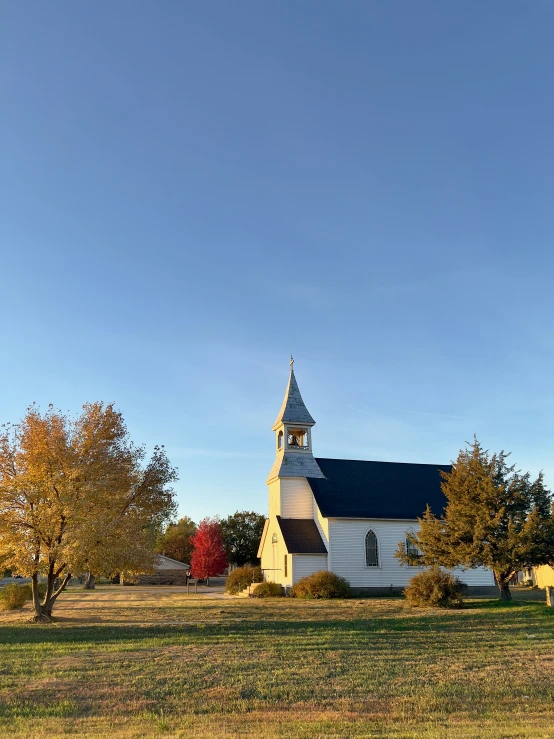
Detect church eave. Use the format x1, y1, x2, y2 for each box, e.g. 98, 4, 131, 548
266, 452, 325, 484
257, 518, 270, 558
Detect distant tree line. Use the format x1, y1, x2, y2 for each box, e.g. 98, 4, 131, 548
155, 511, 266, 580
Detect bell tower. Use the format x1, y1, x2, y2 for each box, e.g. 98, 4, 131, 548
266, 356, 325, 485
260, 357, 327, 585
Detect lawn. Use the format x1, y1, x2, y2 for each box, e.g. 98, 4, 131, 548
0, 586, 553, 739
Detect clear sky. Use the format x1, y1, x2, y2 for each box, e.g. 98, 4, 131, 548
2, 2, 554, 523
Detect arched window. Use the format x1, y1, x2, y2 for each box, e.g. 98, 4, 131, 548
406, 530, 421, 566
272, 533, 278, 544
277, 431, 283, 449
365, 530, 379, 567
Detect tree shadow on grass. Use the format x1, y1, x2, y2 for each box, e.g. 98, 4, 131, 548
1, 601, 552, 649
464, 598, 549, 611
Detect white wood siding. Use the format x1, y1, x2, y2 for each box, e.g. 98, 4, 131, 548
268, 480, 281, 518
534, 565, 554, 588
260, 517, 292, 587
329, 519, 495, 588
292, 554, 328, 584
312, 498, 329, 540
312, 498, 330, 569
280, 478, 314, 518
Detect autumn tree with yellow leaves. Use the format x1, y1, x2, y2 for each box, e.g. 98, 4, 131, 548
0, 403, 177, 621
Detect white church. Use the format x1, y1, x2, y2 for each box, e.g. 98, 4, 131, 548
258, 360, 496, 595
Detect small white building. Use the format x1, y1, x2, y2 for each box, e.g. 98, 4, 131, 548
258, 360, 496, 595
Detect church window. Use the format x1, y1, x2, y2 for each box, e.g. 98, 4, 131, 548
277, 431, 283, 449
365, 530, 379, 567
284, 555, 288, 577
272, 533, 278, 544
287, 427, 308, 449
406, 530, 422, 565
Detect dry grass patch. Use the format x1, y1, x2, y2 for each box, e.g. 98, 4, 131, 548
0, 586, 553, 738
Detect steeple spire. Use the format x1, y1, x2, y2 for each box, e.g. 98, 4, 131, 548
267, 358, 325, 483
272, 358, 315, 431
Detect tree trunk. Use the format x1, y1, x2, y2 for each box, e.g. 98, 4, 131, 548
31, 573, 47, 622
494, 571, 512, 601
84, 573, 96, 590
30, 572, 71, 622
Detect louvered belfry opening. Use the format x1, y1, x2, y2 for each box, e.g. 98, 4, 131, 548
287, 427, 308, 449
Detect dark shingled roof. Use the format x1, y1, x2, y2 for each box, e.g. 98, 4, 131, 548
276, 516, 328, 554
308, 458, 452, 520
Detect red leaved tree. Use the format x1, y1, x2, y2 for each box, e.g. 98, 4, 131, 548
190, 517, 228, 585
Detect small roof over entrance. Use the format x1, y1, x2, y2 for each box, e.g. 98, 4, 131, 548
276, 516, 327, 554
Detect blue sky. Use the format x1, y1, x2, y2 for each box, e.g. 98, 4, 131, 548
2, 2, 554, 522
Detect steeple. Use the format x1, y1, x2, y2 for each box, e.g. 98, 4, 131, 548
266, 358, 325, 483
272, 355, 316, 431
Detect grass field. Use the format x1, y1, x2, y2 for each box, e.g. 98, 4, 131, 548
0, 586, 553, 739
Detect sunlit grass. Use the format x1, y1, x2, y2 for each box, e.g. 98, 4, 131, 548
0, 586, 553, 738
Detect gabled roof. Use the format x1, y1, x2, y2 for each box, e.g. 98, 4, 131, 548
272, 369, 315, 430
156, 555, 190, 569
308, 458, 452, 520
277, 516, 328, 554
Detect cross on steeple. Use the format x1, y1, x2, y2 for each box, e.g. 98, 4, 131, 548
290, 354, 294, 370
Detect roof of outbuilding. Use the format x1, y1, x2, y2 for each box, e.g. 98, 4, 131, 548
308, 458, 452, 520
272, 369, 316, 429
156, 555, 190, 569
276, 516, 328, 554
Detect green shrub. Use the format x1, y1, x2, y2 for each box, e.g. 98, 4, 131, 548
0, 584, 30, 611
0, 582, 48, 610
22, 583, 48, 600
403, 568, 466, 608
291, 571, 351, 599
19, 584, 32, 600
250, 581, 283, 598
27, 583, 48, 600
225, 565, 263, 595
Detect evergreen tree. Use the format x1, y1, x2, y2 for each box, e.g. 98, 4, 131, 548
396, 438, 554, 600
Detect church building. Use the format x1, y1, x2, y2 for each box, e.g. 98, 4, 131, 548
258, 360, 496, 594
